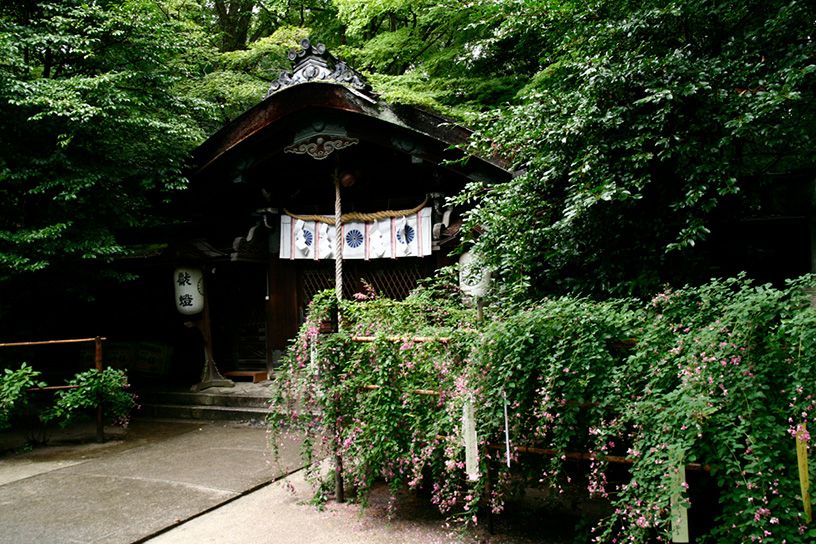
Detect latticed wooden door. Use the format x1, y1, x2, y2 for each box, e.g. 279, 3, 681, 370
298, 259, 434, 308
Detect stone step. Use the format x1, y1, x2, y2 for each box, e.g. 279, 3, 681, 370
137, 390, 272, 409
136, 403, 272, 423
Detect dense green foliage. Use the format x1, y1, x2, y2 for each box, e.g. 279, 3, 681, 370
0, 363, 45, 430
0, 0, 209, 279
454, 0, 816, 297
332, 0, 523, 115
476, 276, 816, 542
47, 367, 136, 427
0, 364, 134, 432
273, 276, 816, 542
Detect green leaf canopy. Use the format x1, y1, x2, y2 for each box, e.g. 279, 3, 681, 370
0, 0, 207, 278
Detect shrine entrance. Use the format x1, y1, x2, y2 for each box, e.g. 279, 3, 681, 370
209, 263, 269, 375
182, 39, 511, 383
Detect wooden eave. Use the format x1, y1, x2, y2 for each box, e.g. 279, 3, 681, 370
190, 82, 511, 183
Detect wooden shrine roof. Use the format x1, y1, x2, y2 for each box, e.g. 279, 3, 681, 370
191, 39, 511, 185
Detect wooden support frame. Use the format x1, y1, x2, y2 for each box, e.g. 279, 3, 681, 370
487, 443, 710, 473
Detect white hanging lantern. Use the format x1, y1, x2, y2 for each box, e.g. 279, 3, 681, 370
174, 267, 204, 315
459, 251, 491, 298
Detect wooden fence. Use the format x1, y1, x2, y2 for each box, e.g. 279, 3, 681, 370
0, 337, 106, 442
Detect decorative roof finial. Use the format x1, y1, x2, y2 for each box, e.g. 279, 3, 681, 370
265, 38, 371, 98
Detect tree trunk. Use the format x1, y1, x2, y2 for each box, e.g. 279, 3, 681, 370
214, 0, 255, 51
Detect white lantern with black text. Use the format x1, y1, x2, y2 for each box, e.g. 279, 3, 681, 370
174, 267, 204, 315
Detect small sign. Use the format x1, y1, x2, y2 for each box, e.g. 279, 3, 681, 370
797, 423, 812, 523
671, 464, 690, 543
462, 396, 479, 481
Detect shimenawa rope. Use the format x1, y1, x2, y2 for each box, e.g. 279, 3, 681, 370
284, 196, 429, 225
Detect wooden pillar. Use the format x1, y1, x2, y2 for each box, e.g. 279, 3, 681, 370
192, 273, 233, 391
94, 337, 104, 443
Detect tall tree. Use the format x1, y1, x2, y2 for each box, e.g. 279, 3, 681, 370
310, 1, 816, 297
0, 0, 209, 280
452, 0, 816, 298
213, 0, 255, 51
331, 0, 529, 114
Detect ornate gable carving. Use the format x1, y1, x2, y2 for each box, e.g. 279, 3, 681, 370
265, 38, 371, 98
283, 121, 359, 161
284, 135, 359, 160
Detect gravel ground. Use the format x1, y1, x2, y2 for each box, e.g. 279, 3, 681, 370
146, 458, 596, 544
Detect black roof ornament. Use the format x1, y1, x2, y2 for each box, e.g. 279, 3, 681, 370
265, 38, 371, 98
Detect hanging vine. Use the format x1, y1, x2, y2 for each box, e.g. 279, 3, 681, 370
269, 274, 816, 543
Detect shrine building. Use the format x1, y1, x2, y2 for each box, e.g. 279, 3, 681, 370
157, 39, 511, 384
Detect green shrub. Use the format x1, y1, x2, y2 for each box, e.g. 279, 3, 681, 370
0, 363, 46, 430
270, 275, 816, 542
268, 284, 480, 511
47, 368, 136, 428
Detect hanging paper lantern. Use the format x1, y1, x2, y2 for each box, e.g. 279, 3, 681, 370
174, 267, 204, 315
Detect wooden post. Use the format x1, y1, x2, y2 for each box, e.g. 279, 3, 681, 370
94, 336, 104, 443
191, 272, 233, 391
483, 445, 494, 534
797, 423, 812, 524
463, 397, 479, 480
670, 463, 690, 543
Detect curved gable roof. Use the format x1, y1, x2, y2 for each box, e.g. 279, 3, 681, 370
191, 39, 510, 184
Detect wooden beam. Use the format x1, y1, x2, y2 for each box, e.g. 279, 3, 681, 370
0, 337, 106, 348
362, 384, 439, 396
27, 385, 81, 392
487, 443, 710, 472
351, 335, 450, 343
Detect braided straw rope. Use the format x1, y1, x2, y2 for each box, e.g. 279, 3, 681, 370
334, 179, 344, 305
284, 196, 429, 225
